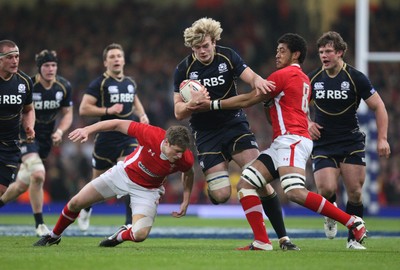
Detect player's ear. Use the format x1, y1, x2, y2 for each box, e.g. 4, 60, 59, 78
292, 51, 301, 62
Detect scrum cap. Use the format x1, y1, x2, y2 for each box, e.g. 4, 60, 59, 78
35, 50, 58, 69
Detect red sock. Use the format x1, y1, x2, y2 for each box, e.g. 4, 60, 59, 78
240, 195, 270, 244
304, 191, 353, 226
121, 227, 135, 242
53, 205, 80, 236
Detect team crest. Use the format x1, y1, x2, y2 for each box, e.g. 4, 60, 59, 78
341, 81, 350, 91
127, 84, 135, 93
18, 84, 26, 93
55, 91, 64, 101
218, 63, 228, 73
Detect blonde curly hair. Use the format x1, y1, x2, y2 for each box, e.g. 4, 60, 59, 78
183, 17, 223, 48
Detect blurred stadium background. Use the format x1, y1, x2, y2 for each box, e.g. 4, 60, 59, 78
1, 0, 399, 217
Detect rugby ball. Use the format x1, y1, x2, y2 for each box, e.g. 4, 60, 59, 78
179, 79, 203, 103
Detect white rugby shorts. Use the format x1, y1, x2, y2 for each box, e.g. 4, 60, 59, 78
262, 134, 312, 170
91, 161, 165, 217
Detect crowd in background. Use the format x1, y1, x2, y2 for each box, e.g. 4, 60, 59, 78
1, 0, 399, 205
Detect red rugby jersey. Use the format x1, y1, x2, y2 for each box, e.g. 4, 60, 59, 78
267, 64, 311, 140
123, 122, 194, 189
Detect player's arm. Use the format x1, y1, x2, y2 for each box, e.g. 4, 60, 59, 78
172, 166, 194, 218
263, 99, 274, 125
69, 119, 131, 143
21, 103, 35, 142
187, 89, 269, 112
52, 106, 73, 146
307, 100, 323, 140
174, 90, 208, 120
79, 94, 123, 117
133, 95, 149, 124
365, 93, 391, 158
240, 67, 275, 95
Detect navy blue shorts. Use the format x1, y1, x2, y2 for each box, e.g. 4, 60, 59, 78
194, 120, 258, 172
312, 131, 366, 172
92, 134, 138, 170
0, 141, 21, 186
20, 132, 52, 160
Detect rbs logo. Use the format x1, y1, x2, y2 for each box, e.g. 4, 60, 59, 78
201, 75, 225, 87
0, 95, 22, 104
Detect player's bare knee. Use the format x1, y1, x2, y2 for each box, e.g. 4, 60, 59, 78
208, 188, 231, 203
68, 197, 85, 212
30, 171, 45, 186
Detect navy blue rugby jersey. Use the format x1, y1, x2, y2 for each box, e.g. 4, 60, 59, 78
32, 74, 73, 134
0, 70, 33, 141
308, 63, 375, 137
85, 73, 137, 121
174, 45, 248, 130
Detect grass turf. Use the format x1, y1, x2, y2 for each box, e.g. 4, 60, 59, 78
0, 215, 399, 270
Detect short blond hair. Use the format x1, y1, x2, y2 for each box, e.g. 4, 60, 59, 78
183, 17, 223, 48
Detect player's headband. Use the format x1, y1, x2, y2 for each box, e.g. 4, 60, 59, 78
36, 50, 58, 68
0, 49, 19, 58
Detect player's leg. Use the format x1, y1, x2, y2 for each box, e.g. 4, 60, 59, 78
20, 154, 49, 236
99, 183, 162, 247
236, 159, 273, 251
341, 161, 366, 249
0, 144, 20, 197
204, 163, 231, 204
233, 136, 298, 250
33, 181, 106, 246
33, 163, 126, 247
0, 169, 29, 205
77, 167, 106, 231
282, 170, 367, 243
195, 129, 232, 204
313, 159, 341, 239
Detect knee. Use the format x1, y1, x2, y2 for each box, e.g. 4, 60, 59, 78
14, 181, 29, 194
208, 188, 231, 204
347, 189, 363, 203
285, 189, 301, 203
30, 171, 45, 186
132, 229, 149, 242
132, 216, 153, 242
206, 171, 231, 204
68, 197, 84, 212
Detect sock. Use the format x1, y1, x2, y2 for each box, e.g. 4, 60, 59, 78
0, 199, 5, 208
52, 205, 80, 236
240, 195, 270, 244
303, 191, 353, 227
124, 196, 132, 225
120, 227, 135, 242
346, 201, 364, 240
260, 192, 287, 239
328, 194, 337, 204
33, 213, 44, 228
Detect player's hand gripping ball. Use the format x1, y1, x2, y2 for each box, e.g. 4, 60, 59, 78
179, 79, 203, 103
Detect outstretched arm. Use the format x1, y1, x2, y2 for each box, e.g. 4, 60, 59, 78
171, 167, 194, 218
68, 119, 132, 143
187, 89, 270, 112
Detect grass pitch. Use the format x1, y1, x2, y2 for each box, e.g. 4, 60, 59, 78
0, 214, 399, 270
